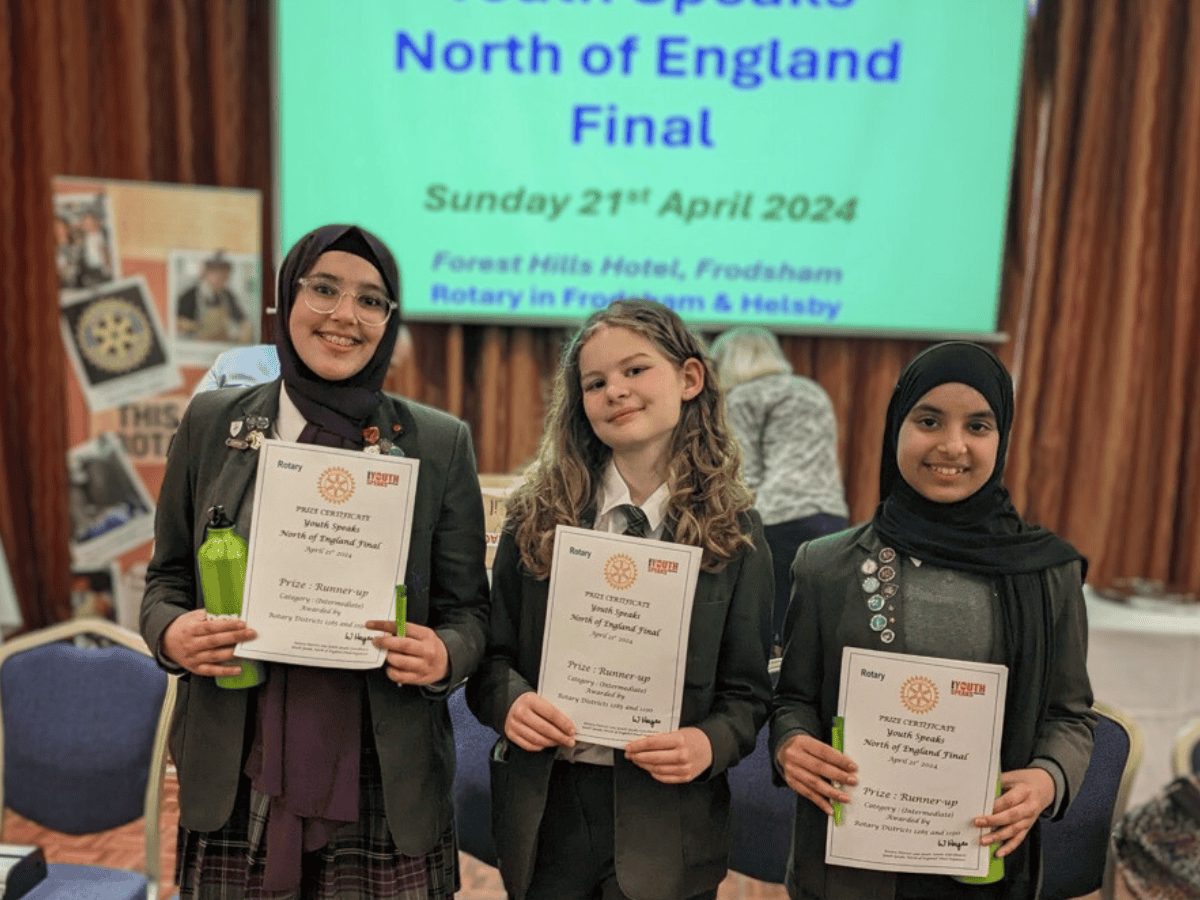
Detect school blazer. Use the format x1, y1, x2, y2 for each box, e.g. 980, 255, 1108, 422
465, 512, 774, 900
140, 382, 490, 856
769, 524, 1095, 900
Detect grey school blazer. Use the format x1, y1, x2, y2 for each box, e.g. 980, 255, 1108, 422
466, 512, 774, 900
140, 382, 490, 856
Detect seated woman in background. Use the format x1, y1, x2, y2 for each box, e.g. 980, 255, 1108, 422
709, 326, 848, 646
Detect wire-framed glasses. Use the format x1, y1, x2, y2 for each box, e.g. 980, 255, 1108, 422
297, 276, 395, 327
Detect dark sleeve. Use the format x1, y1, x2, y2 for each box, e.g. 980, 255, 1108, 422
140, 401, 202, 672
177, 288, 197, 322
464, 529, 537, 732
424, 420, 491, 697
692, 511, 774, 776
769, 539, 830, 778
1031, 560, 1096, 818
223, 289, 247, 324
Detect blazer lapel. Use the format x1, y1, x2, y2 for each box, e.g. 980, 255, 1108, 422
208, 385, 282, 540
367, 396, 427, 618
386, 396, 419, 459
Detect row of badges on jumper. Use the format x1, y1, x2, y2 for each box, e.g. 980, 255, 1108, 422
226, 415, 269, 451
223, 416, 405, 455
862, 546, 899, 644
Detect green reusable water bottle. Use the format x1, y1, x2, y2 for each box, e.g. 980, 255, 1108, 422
197, 505, 264, 689
955, 772, 1004, 885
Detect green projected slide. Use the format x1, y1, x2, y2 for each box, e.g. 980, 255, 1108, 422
278, 0, 1027, 337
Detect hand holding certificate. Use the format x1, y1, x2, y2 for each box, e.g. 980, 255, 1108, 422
825, 647, 1008, 878
237, 440, 419, 669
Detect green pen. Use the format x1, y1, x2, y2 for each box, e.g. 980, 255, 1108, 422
831, 716, 845, 826
394, 584, 407, 637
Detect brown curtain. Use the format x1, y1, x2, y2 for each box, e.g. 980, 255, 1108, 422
1, 0, 1196, 630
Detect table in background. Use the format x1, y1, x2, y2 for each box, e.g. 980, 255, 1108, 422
1084, 586, 1200, 806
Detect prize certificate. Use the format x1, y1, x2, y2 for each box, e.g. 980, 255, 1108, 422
826, 647, 1007, 876
238, 440, 418, 668
537, 525, 702, 748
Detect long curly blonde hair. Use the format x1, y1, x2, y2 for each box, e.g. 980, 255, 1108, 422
508, 299, 754, 578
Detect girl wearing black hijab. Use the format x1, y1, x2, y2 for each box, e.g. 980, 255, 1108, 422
142, 225, 490, 900
769, 342, 1095, 900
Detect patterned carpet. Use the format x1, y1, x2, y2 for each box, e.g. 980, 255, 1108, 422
2, 772, 1112, 900
0, 770, 786, 899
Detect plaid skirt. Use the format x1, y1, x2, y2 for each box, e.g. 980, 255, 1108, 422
176, 740, 459, 900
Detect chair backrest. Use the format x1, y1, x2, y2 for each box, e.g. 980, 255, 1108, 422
448, 685, 499, 867
1039, 700, 1143, 900
727, 725, 793, 884
0, 618, 176, 899
1173, 717, 1200, 778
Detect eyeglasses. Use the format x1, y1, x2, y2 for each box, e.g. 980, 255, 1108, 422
297, 276, 395, 327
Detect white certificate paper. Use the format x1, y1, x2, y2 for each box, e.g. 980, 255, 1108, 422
537, 525, 702, 748
827, 647, 1007, 876
238, 440, 418, 669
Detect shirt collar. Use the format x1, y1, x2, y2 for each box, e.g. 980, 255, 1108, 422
595, 459, 669, 537
276, 383, 306, 442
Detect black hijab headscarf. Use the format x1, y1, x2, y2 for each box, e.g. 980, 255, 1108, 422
275, 224, 401, 447
872, 341, 1086, 776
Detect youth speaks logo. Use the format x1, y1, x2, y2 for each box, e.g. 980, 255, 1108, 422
317, 467, 355, 504
366, 470, 401, 487
951, 680, 988, 698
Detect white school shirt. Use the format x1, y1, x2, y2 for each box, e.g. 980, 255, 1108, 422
556, 461, 669, 765
274, 384, 306, 441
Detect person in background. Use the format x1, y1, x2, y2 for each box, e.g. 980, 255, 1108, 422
142, 224, 489, 900
708, 326, 848, 647
77, 209, 113, 287
467, 299, 773, 900
770, 341, 1095, 900
54, 214, 84, 289
176, 252, 252, 343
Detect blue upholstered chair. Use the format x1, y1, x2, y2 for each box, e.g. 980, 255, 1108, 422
727, 723, 793, 884
726, 656, 791, 884
1172, 717, 1200, 777
1040, 700, 1142, 900
448, 684, 499, 867
0, 618, 176, 900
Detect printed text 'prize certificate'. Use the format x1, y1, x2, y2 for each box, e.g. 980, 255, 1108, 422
239, 440, 418, 669
827, 647, 1008, 877
538, 526, 702, 748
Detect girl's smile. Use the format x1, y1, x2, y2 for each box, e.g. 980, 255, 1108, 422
607, 405, 642, 425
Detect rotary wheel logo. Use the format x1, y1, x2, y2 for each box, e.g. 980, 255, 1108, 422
603, 553, 638, 591
76, 298, 152, 373
317, 467, 355, 504
900, 676, 939, 715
